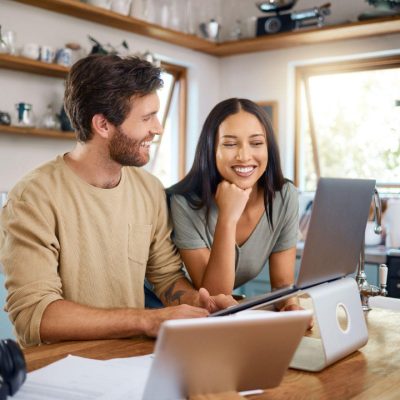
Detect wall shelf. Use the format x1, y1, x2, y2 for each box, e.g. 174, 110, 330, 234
0, 125, 75, 140
13, 0, 214, 54
209, 15, 400, 57
0, 53, 69, 78
13, 0, 400, 57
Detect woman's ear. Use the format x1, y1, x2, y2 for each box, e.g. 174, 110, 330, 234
91, 114, 112, 139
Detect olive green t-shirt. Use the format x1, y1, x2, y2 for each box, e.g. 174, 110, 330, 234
170, 182, 298, 288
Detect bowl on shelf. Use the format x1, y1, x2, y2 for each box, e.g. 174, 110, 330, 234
86, 0, 112, 10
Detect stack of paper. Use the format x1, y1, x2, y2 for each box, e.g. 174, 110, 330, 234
14, 354, 154, 400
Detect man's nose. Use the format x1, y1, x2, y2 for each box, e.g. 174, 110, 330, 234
152, 117, 163, 136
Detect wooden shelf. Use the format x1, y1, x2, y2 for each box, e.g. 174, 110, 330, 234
14, 0, 215, 54
0, 53, 69, 78
13, 0, 400, 57
210, 15, 400, 57
0, 125, 75, 140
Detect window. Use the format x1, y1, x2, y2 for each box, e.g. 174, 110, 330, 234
145, 62, 187, 188
295, 55, 400, 191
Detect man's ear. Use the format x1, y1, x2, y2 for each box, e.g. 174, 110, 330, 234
91, 114, 113, 139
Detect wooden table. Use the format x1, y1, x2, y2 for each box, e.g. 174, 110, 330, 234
23, 308, 400, 400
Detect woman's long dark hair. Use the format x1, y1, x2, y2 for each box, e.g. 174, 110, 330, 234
167, 98, 286, 228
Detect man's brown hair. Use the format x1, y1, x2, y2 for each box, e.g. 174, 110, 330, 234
64, 54, 163, 142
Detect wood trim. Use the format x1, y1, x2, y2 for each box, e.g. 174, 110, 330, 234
161, 79, 176, 129
159, 63, 188, 180
297, 54, 400, 78
178, 69, 187, 179
303, 77, 320, 180
0, 55, 192, 81
151, 77, 176, 163
161, 62, 187, 76
294, 68, 302, 187
0, 125, 75, 140
13, 0, 214, 53
256, 101, 278, 138
208, 15, 400, 57
0, 54, 68, 78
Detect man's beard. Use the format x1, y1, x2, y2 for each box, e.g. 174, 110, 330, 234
109, 126, 152, 167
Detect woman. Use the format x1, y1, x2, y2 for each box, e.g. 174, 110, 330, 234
167, 98, 299, 308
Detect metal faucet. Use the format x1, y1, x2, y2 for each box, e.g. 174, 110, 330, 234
356, 188, 388, 311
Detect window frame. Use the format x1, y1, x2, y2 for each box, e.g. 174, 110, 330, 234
294, 54, 400, 189
157, 61, 187, 180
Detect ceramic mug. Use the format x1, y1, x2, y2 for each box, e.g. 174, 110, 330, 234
21, 43, 40, 60
111, 0, 132, 15
0, 111, 11, 126
55, 48, 73, 67
40, 45, 56, 63
87, 0, 112, 10
15, 102, 35, 127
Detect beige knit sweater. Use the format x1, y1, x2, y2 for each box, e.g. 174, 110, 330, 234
0, 156, 183, 346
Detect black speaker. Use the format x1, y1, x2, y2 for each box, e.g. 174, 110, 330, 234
0, 339, 27, 400
256, 14, 295, 35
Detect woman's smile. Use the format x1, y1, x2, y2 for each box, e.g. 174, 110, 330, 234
232, 165, 257, 177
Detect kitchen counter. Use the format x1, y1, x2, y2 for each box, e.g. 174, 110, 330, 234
296, 242, 388, 264
21, 308, 400, 399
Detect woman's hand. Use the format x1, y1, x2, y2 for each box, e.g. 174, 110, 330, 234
198, 287, 238, 313
278, 298, 314, 330
215, 180, 252, 224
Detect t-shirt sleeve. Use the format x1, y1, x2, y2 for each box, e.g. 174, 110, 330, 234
0, 197, 63, 347
169, 195, 208, 250
145, 184, 185, 299
272, 183, 299, 253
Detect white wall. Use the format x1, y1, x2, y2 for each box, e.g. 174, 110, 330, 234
1, 0, 400, 190
219, 34, 400, 179
0, 0, 220, 191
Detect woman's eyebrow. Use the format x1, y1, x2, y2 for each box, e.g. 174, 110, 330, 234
221, 133, 265, 139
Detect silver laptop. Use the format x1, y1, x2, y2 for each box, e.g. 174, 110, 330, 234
142, 310, 312, 399
211, 177, 376, 316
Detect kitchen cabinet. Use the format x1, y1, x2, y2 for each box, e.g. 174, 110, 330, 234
12, 0, 400, 57
387, 254, 400, 298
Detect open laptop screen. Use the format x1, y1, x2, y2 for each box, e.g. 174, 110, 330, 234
210, 178, 375, 317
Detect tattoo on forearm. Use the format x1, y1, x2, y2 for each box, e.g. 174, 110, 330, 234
164, 282, 186, 305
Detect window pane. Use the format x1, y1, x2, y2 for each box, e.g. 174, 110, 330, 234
144, 70, 181, 188
158, 71, 175, 124
300, 67, 400, 190
151, 81, 180, 187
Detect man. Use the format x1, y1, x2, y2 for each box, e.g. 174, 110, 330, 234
0, 54, 234, 347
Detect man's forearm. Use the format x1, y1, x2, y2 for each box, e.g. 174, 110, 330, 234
160, 278, 201, 307
40, 296, 210, 344
40, 299, 152, 343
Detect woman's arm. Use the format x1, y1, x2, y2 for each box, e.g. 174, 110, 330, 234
269, 247, 296, 289
179, 215, 236, 295
269, 247, 300, 309
179, 181, 251, 296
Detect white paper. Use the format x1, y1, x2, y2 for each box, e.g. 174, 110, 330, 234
14, 354, 154, 400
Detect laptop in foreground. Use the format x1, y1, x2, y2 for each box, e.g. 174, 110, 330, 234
211, 177, 376, 316
142, 310, 312, 399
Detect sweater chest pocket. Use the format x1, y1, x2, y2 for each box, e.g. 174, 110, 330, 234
128, 224, 152, 266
